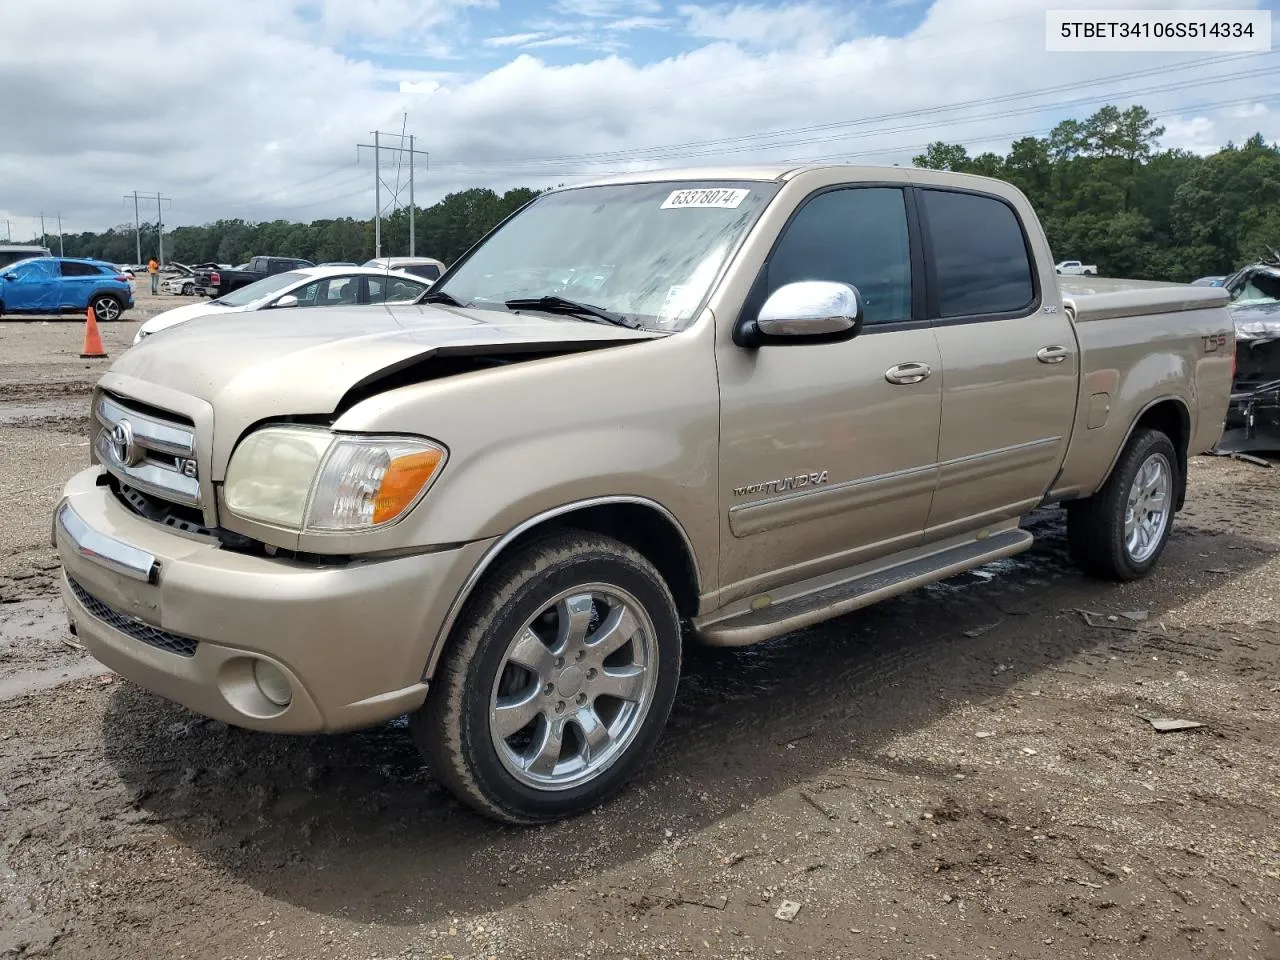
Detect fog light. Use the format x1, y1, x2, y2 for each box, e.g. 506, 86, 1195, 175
252, 659, 292, 707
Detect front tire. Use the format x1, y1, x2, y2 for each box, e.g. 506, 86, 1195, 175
412, 531, 682, 824
1067, 427, 1178, 581
182, 282, 194, 296
91, 295, 122, 323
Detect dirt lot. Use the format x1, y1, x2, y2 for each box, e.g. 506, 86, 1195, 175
1, 314, 1278, 960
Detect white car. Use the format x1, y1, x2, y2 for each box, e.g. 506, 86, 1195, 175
132, 265, 432, 344
160, 273, 197, 296
1055, 260, 1098, 276
363, 256, 446, 282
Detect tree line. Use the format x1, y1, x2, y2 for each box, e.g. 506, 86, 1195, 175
912, 104, 1280, 281
31, 104, 1280, 281
47, 187, 542, 268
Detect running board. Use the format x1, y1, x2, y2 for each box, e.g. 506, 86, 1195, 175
697, 528, 1034, 647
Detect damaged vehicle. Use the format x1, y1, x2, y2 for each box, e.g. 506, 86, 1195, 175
52, 165, 1233, 824
1218, 258, 1280, 453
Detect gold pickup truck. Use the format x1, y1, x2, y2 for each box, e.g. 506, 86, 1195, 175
53, 165, 1234, 824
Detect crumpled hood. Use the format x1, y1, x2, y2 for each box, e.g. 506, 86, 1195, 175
1229, 300, 1280, 341
115, 301, 657, 407
102, 302, 661, 476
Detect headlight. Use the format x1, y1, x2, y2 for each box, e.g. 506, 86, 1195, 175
223, 426, 446, 533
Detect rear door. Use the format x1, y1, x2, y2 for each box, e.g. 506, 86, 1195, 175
56, 260, 106, 309
918, 185, 1078, 537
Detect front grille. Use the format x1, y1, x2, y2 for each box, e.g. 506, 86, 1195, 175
115, 482, 214, 537
67, 576, 199, 658
94, 391, 201, 509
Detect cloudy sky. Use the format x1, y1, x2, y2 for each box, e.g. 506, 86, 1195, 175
0, 0, 1276, 239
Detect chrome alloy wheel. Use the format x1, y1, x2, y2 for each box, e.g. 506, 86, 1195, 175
1124, 451, 1172, 563
488, 584, 659, 791
93, 296, 120, 321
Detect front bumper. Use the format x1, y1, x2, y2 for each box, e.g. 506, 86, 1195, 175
53, 467, 492, 733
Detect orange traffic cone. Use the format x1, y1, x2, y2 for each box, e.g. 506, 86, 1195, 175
80, 305, 107, 359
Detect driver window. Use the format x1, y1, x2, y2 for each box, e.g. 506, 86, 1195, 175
767, 187, 912, 324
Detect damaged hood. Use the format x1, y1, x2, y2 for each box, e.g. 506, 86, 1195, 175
100, 302, 663, 477
110, 301, 661, 413
1230, 300, 1280, 341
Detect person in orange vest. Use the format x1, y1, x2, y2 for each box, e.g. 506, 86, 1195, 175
147, 257, 159, 294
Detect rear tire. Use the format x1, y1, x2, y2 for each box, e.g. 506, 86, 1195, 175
412, 531, 682, 824
1067, 427, 1178, 581
91, 295, 122, 323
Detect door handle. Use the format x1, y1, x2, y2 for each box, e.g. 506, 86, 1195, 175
1036, 345, 1070, 364
884, 361, 932, 385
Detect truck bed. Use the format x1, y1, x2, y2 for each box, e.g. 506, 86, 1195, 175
1049, 275, 1233, 500
1058, 275, 1228, 323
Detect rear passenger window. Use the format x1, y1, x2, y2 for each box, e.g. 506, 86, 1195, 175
766, 187, 912, 325
920, 189, 1035, 318
59, 261, 101, 277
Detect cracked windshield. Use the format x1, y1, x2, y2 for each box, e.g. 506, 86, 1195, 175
435, 180, 779, 331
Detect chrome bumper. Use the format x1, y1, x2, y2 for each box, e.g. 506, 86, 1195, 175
55, 499, 158, 584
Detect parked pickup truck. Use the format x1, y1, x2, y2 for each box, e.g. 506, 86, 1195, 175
1056, 260, 1098, 276
195, 255, 314, 298
53, 165, 1233, 824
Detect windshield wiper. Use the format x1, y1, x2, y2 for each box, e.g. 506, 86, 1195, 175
504, 295, 642, 329
419, 289, 465, 306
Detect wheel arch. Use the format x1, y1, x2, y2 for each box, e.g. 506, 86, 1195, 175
1097, 396, 1191, 509
423, 496, 702, 680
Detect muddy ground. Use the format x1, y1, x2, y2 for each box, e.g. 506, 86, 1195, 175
1, 313, 1278, 960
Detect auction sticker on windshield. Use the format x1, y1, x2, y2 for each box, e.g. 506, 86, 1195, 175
661, 188, 750, 209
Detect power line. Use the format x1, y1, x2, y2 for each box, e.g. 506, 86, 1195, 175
125, 191, 172, 265
357, 127, 429, 258
428, 50, 1274, 171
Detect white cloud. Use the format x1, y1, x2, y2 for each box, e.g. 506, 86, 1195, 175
1, 0, 1275, 237
680, 2, 859, 48
552, 0, 662, 18
522, 35, 596, 48
485, 32, 549, 47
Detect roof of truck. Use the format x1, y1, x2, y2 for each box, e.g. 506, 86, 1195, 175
567, 163, 1017, 193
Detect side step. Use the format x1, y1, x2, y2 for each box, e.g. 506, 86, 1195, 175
697, 528, 1033, 647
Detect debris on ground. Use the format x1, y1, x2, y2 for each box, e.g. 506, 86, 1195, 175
774, 900, 802, 922
1145, 717, 1207, 733
963, 621, 1001, 638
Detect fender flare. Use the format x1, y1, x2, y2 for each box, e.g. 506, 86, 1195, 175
423, 494, 701, 679
1094, 394, 1192, 505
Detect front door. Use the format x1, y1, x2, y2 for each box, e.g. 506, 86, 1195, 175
2, 258, 58, 311
916, 185, 1078, 536
716, 183, 943, 603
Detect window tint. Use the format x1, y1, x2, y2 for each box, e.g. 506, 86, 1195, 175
766, 187, 911, 324
59, 261, 105, 277
920, 189, 1035, 318
403, 263, 441, 281
294, 276, 360, 307
381, 277, 427, 303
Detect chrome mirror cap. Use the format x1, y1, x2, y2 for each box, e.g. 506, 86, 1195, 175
755, 281, 862, 338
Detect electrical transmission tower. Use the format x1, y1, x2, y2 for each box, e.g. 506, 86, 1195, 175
124, 191, 173, 265
357, 117, 429, 259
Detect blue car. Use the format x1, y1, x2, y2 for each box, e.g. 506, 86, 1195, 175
0, 257, 135, 322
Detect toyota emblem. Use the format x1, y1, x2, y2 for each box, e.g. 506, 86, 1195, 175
110, 420, 139, 466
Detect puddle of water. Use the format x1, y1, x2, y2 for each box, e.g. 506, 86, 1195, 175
0, 398, 87, 425
0, 658, 106, 701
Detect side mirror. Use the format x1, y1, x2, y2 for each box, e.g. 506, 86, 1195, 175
1, 273, 16, 281
273, 294, 299, 308
736, 281, 863, 347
